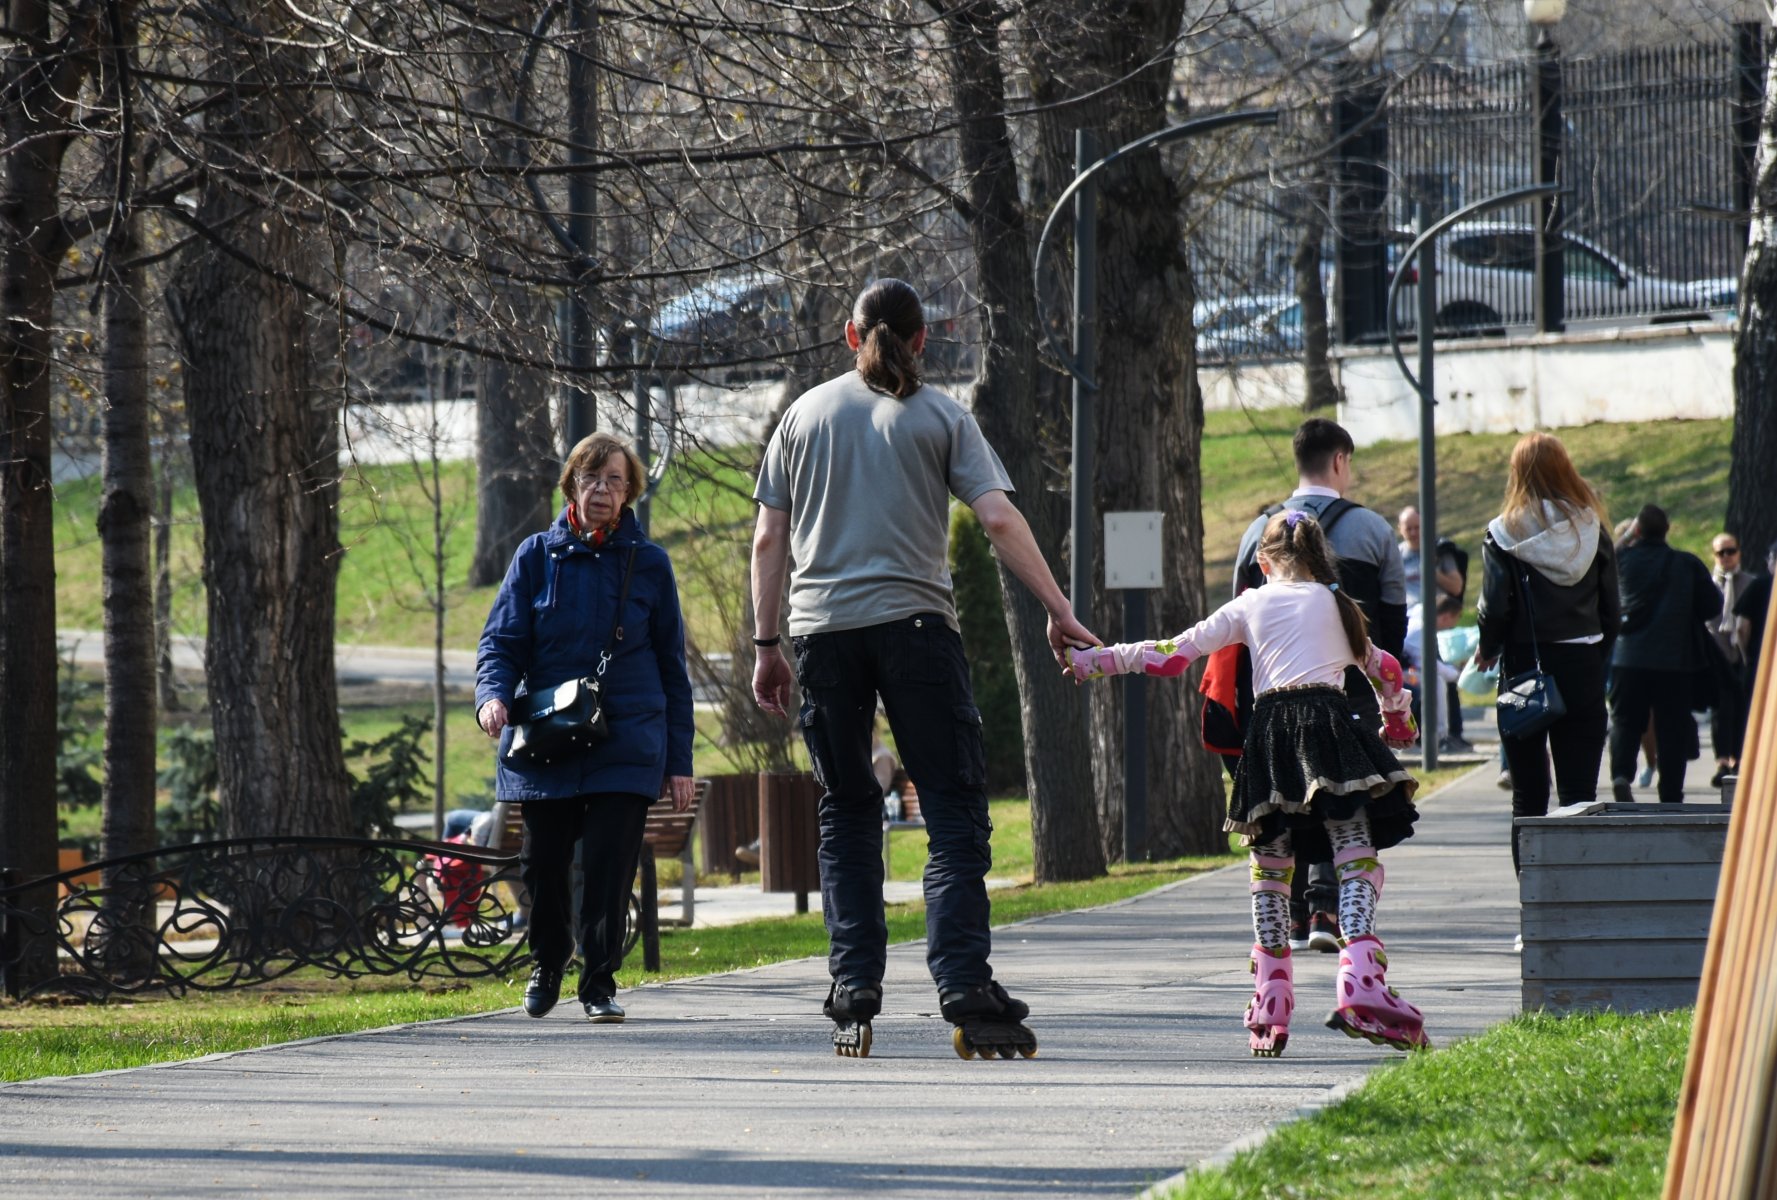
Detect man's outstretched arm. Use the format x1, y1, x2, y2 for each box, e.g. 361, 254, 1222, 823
970, 489, 1099, 663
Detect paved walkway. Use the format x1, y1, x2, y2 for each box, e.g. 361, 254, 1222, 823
3, 761, 1542, 1199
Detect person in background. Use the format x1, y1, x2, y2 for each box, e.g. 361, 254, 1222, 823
1733, 540, 1775, 698
1400, 507, 1471, 754
1607, 504, 1721, 805
1707, 533, 1756, 787
1473, 433, 1618, 873
476, 432, 696, 1024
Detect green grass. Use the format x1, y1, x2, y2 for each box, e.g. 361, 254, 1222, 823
1199, 411, 1732, 602
0, 855, 1227, 1082
1168, 1008, 1692, 1200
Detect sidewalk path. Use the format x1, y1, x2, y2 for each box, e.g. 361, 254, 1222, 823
3, 767, 1531, 1198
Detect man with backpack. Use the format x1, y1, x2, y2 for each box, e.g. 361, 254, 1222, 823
1231, 419, 1409, 952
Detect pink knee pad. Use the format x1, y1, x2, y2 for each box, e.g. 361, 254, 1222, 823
1249, 854, 1294, 896
1334, 845, 1384, 899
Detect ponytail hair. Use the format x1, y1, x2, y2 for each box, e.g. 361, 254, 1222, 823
1258, 510, 1370, 663
852, 278, 924, 399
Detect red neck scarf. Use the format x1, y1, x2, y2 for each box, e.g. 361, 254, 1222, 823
567, 504, 623, 548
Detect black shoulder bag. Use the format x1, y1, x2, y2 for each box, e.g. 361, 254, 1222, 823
505, 547, 638, 765
1495, 561, 1567, 741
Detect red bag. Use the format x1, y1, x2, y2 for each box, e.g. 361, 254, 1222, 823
1199, 643, 1246, 758
430, 834, 485, 929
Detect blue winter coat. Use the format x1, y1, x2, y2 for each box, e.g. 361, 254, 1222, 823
475, 507, 695, 801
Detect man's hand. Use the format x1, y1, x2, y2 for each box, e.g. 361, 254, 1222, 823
664, 775, 696, 812
1047, 612, 1100, 668
477, 698, 508, 738
753, 645, 793, 716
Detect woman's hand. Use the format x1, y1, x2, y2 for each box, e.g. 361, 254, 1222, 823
477, 698, 509, 738
1471, 653, 1498, 673
665, 775, 696, 812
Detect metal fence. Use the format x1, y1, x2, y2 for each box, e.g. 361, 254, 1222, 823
1191, 27, 1760, 361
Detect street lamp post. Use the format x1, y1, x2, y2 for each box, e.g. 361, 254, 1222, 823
1385, 183, 1559, 770
1527, 0, 1567, 335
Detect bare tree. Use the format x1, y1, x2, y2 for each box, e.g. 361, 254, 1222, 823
166, 1, 354, 839
1732, 9, 1777, 562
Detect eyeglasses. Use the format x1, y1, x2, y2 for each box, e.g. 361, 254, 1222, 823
1716, 547, 1740, 557
578, 473, 628, 494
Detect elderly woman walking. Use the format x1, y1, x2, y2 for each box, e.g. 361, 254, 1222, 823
476, 432, 695, 1023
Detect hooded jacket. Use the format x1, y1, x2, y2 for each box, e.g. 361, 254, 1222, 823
1612, 538, 1722, 673
1476, 501, 1620, 662
475, 507, 695, 802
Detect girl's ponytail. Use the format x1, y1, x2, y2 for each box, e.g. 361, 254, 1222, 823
852, 278, 925, 399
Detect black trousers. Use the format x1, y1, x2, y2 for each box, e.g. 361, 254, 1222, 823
521, 793, 651, 1001
1709, 661, 1748, 764
1502, 641, 1608, 872
793, 614, 993, 994
1609, 666, 1699, 805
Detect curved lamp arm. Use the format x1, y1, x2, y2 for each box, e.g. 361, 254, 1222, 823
1032, 108, 1279, 388
1384, 182, 1563, 399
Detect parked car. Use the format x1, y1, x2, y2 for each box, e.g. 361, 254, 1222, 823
1196, 293, 1300, 360
1392, 221, 1736, 333
641, 271, 794, 375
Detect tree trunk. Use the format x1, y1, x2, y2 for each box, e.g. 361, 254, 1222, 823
169, 6, 353, 840
469, 289, 556, 586
154, 432, 179, 712
1025, 0, 1226, 861
1292, 156, 1340, 412
1731, 24, 1777, 564
98, 200, 160, 975
943, 5, 1103, 882
0, 0, 84, 995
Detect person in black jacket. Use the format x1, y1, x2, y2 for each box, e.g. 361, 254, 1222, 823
1607, 504, 1723, 804
1474, 434, 1619, 872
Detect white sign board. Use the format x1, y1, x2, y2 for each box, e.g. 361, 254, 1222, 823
1104, 511, 1163, 590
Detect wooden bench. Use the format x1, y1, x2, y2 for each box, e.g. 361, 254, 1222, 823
493, 779, 707, 971
882, 775, 924, 881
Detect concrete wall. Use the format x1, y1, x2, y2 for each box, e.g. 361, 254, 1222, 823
1200, 322, 1734, 446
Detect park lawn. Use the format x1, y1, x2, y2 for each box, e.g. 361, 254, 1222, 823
52, 417, 1731, 651
0, 856, 1228, 1083
1168, 1008, 1692, 1200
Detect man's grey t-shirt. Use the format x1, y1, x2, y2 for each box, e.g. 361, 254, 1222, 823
754, 372, 1013, 636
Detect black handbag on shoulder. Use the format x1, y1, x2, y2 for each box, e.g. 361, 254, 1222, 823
1495, 561, 1567, 741
505, 547, 637, 765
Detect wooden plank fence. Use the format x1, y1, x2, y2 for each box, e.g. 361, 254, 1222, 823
1665, 585, 1777, 1198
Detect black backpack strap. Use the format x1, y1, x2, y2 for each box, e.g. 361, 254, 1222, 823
1316, 497, 1361, 535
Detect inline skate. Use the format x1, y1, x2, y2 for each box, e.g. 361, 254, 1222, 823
1245, 944, 1293, 1058
825, 980, 881, 1057
1324, 933, 1430, 1051
940, 980, 1037, 1060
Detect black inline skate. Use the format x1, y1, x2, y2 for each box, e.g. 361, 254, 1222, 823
824, 980, 881, 1057
940, 980, 1038, 1060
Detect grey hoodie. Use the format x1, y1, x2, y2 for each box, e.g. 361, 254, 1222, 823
1487, 501, 1602, 588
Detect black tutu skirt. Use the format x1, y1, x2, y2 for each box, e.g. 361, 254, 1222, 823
1228, 684, 1419, 860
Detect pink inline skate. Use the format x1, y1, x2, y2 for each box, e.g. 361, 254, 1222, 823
1245, 944, 1294, 1058
1324, 933, 1430, 1051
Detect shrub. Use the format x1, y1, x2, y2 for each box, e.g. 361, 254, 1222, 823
949, 504, 1026, 794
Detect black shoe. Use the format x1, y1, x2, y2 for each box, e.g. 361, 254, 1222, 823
1710, 765, 1730, 788
524, 964, 562, 1018
1611, 778, 1635, 805
583, 995, 625, 1023
1438, 735, 1475, 755
1307, 910, 1341, 953
1288, 912, 1309, 952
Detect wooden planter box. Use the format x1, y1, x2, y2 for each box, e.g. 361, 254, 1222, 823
1518, 801, 1729, 1014
758, 771, 820, 908
698, 774, 760, 879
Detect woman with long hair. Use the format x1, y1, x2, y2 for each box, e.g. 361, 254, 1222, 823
1473, 433, 1618, 873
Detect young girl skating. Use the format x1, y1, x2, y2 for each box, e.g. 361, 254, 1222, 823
1069, 510, 1428, 1056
